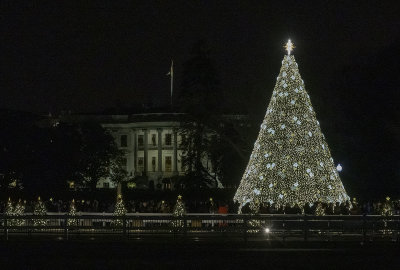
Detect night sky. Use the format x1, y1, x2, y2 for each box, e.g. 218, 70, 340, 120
1, 1, 399, 198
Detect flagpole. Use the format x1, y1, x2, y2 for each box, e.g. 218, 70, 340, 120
170, 60, 173, 109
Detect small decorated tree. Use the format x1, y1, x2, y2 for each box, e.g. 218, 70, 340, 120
33, 196, 47, 226
381, 197, 393, 235
67, 199, 78, 227
381, 196, 393, 216
5, 198, 15, 226
14, 199, 26, 226
172, 195, 186, 228
5, 198, 14, 216
314, 202, 325, 216
113, 194, 127, 227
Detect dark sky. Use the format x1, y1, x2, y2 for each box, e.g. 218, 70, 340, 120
1, 1, 398, 113
1, 1, 399, 198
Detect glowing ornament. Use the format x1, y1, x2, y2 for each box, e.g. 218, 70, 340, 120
336, 164, 343, 172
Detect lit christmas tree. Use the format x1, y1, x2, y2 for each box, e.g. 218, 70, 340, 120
314, 202, 326, 216
13, 199, 26, 226
171, 195, 186, 228
381, 196, 393, 235
234, 40, 350, 212
33, 196, 47, 226
381, 196, 393, 216
5, 198, 14, 216
113, 194, 127, 227
5, 198, 15, 226
67, 199, 78, 226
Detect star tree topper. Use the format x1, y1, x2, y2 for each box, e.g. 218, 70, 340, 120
284, 39, 295, 55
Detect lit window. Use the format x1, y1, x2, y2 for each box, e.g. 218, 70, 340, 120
165, 156, 172, 172
138, 135, 144, 146
120, 135, 127, 147
121, 157, 127, 171
152, 157, 156, 172
138, 157, 144, 172
165, 134, 172, 146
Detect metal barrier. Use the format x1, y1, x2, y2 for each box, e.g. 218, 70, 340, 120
1, 213, 399, 242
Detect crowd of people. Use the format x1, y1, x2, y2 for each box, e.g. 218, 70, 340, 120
243, 199, 400, 216
0, 197, 232, 214
1, 197, 400, 216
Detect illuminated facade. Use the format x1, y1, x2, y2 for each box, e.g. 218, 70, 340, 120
99, 113, 186, 189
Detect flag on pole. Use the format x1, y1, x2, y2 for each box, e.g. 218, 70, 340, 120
167, 60, 174, 107
166, 60, 173, 77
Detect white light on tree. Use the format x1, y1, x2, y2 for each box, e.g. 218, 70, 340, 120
234, 40, 350, 212
336, 164, 343, 172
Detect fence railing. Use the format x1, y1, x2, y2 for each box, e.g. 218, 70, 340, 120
1, 213, 399, 242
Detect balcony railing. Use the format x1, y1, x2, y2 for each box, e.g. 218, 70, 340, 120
1, 213, 399, 242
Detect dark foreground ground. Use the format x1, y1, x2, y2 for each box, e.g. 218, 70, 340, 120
1, 239, 399, 269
